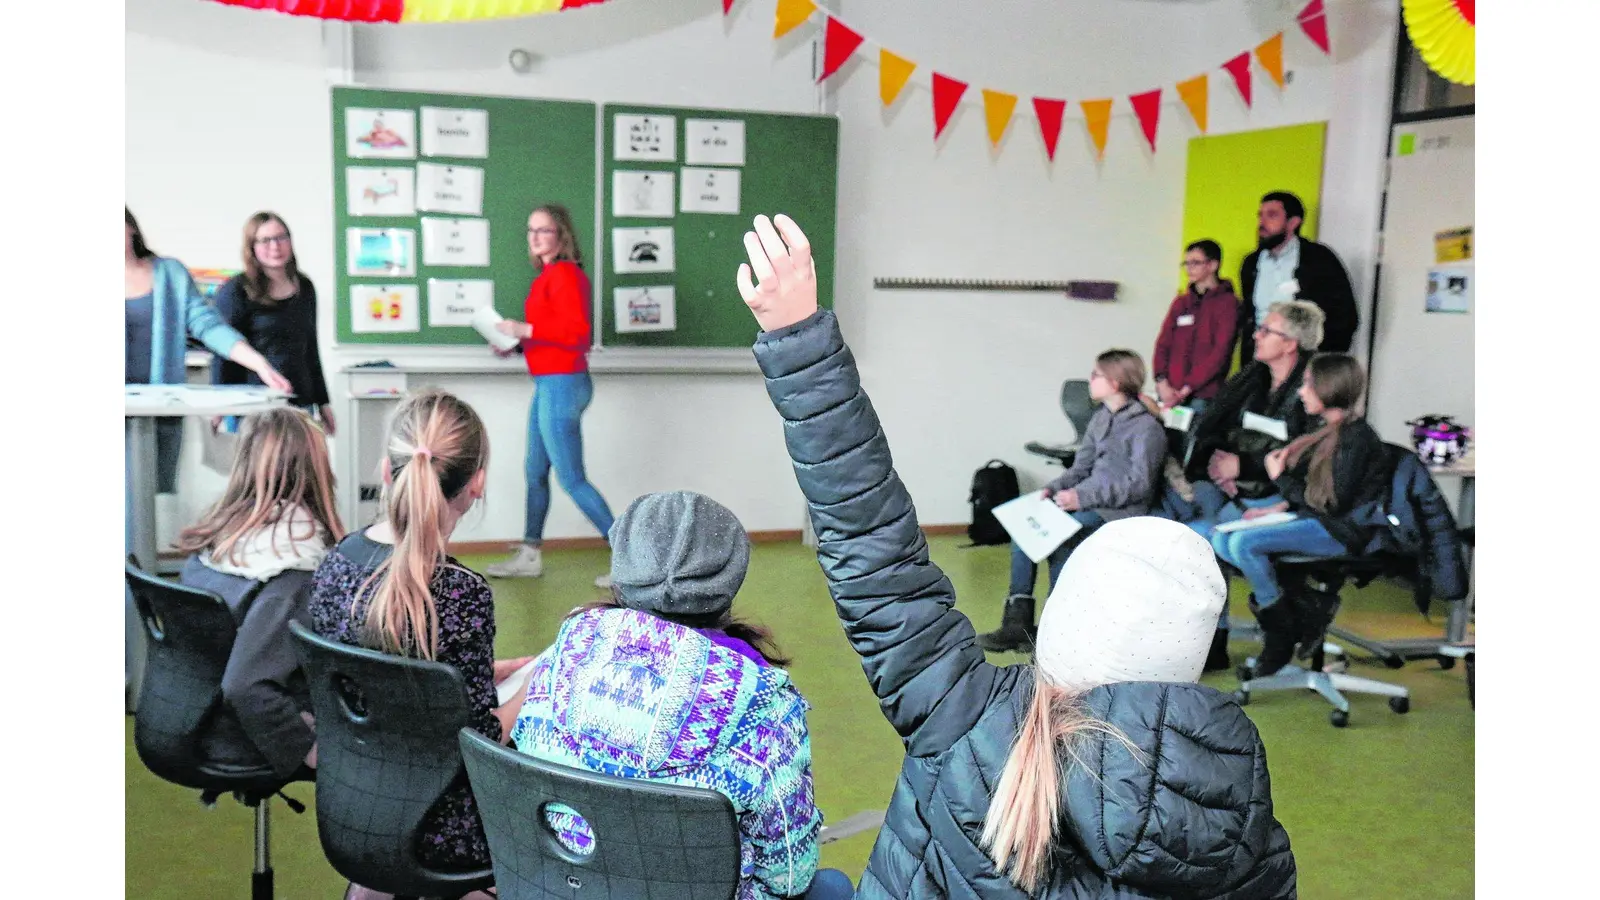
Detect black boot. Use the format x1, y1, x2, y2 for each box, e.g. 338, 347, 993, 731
1292, 587, 1342, 661
978, 594, 1037, 653
1249, 595, 1300, 677
1204, 628, 1232, 672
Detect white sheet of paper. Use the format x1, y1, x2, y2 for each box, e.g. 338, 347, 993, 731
612, 171, 675, 218
679, 167, 741, 214
350, 284, 420, 334
496, 659, 539, 706
470, 304, 523, 351
426, 278, 494, 327
1213, 512, 1299, 533
345, 108, 417, 159
1241, 411, 1289, 441
612, 227, 675, 274
684, 119, 746, 166
614, 113, 676, 162
346, 227, 417, 278
346, 167, 416, 217
415, 162, 485, 216
420, 106, 489, 158
1163, 405, 1196, 433
421, 217, 491, 267
991, 493, 1084, 563
614, 286, 677, 333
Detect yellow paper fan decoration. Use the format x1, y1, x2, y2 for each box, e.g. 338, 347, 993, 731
1402, 0, 1475, 86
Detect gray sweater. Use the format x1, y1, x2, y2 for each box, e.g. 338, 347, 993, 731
1045, 399, 1168, 519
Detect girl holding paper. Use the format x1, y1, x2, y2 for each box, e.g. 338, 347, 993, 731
1210, 354, 1391, 675
485, 204, 616, 587
978, 350, 1168, 653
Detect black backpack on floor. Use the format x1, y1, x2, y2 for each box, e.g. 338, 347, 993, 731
967, 459, 1020, 546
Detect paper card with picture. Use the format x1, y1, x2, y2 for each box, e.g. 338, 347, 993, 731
614, 286, 676, 333
420, 107, 489, 158
612, 226, 675, 274
346, 108, 417, 159
346, 228, 417, 278
346, 167, 417, 217
684, 118, 746, 166
612, 170, 676, 218
679, 167, 741, 215
614, 113, 677, 162
350, 284, 420, 333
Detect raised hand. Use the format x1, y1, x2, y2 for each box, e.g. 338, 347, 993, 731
736, 214, 818, 332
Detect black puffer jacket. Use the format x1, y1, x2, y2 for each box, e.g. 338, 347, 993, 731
1353, 446, 1471, 611
754, 311, 1296, 899
1186, 357, 1314, 500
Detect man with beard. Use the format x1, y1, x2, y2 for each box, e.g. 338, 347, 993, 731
1238, 191, 1358, 359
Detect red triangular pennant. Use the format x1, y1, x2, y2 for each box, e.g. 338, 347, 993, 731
1223, 51, 1253, 107
932, 73, 968, 139
1297, 0, 1331, 55
1032, 97, 1067, 161
723, 0, 735, 14
819, 16, 865, 82
1130, 89, 1162, 152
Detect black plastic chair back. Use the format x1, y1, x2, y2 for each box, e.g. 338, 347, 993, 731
289, 620, 494, 898
459, 730, 742, 900
127, 563, 282, 793
1059, 379, 1095, 441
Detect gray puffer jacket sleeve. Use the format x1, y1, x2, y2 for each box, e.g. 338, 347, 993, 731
754, 310, 1018, 758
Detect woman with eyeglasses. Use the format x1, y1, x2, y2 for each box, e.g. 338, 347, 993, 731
978, 349, 1168, 653
211, 212, 335, 433
484, 204, 616, 587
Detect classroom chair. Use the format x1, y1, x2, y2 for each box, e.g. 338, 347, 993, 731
289, 622, 495, 900
126, 563, 310, 900
459, 730, 743, 900
1024, 378, 1095, 468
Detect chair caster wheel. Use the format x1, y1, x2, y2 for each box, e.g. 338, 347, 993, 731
1236, 664, 1255, 682
1436, 655, 1456, 671
1234, 690, 1250, 706
1329, 709, 1349, 728
1383, 656, 1405, 670
1389, 696, 1410, 714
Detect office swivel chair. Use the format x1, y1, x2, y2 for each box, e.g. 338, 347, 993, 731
1024, 379, 1095, 468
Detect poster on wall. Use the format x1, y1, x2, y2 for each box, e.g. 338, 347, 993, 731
189, 268, 239, 301
1434, 226, 1473, 263
416, 163, 485, 216
679, 167, 741, 214
350, 284, 420, 333
426, 278, 495, 327
614, 286, 677, 333
421, 217, 491, 267
345, 167, 417, 217
612, 226, 675, 274
345, 108, 417, 160
684, 119, 746, 166
346, 228, 417, 277
611, 171, 675, 217
1425, 266, 1473, 314
614, 114, 677, 162
420, 107, 489, 158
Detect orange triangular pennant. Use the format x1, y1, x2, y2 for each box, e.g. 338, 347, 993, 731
1081, 98, 1113, 159
1176, 74, 1208, 132
773, 0, 816, 39
982, 89, 1019, 146
879, 48, 916, 106
1256, 32, 1285, 88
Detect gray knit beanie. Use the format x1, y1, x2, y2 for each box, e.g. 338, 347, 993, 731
609, 491, 751, 617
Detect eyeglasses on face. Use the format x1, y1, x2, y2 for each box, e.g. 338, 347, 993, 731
1089, 371, 1108, 382
254, 234, 292, 247
1181, 258, 1211, 268
527, 227, 559, 237
1254, 325, 1291, 340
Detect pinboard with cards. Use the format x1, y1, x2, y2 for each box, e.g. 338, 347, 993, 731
332, 86, 598, 344
601, 103, 839, 348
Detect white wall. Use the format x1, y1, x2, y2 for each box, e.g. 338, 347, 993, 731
127, 0, 1399, 540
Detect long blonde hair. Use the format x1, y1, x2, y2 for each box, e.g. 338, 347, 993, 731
1281, 354, 1366, 512
357, 389, 488, 660
174, 408, 344, 564
982, 670, 1141, 893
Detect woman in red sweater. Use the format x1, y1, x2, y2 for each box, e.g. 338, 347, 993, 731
485, 204, 615, 586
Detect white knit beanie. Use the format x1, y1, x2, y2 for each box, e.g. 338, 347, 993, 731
1033, 516, 1227, 691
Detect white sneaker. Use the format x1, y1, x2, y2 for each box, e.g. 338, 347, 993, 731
485, 544, 543, 578
594, 573, 612, 590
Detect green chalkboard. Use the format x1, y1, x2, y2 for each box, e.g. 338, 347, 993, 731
332, 86, 597, 344
601, 104, 838, 348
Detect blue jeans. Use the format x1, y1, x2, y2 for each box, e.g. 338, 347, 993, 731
1007, 510, 1106, 597
802, 869, 855, 899
1211, 516, 1345, 609
1160, 482, 1283, 630
524, 373, 615, 543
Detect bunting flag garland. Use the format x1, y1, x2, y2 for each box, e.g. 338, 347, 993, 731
1129, 89, 1162, 151
819, 17, 865, 82
773, 0, 816, 39
982, 90, 1019, 147
1223, 51, 1254, 107
723, 0, 736, 15
1032, 98, 1067, 162
932, 74, 969, 139
1175, 74, 1208, 133
205, 0, 614, 22
1080, 99, 1114, 159
1297, 0, 1332, 55
880, 49, 918, 106
1256, 33, 1286, 89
